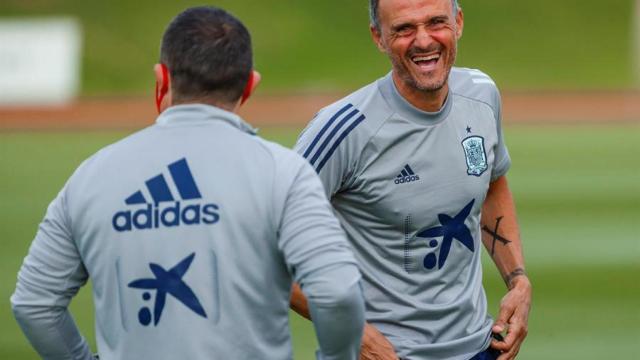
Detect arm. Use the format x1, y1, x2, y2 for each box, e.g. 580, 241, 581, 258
277, 159, 365, 360
11, 187, 93, 360
480, 176, 531, 360
293, 111, 398, 360
291, 284, 398, 360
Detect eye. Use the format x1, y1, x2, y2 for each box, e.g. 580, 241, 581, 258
394, 25, 415, 36
430, 17, 448, 29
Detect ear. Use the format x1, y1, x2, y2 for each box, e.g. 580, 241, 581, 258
455, 8, 464, 40
370, 25, 386, 53
240, 70, 261, 106
154, 63, 171, 113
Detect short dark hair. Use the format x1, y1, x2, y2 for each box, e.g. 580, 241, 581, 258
369, 0, 459, 31
160, 6, 252, 104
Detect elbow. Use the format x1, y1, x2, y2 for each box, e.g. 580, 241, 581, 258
11, 303, 35, 330
310, 279, 365, 317
11, 301, 39, 326
11, 296, 57, 328
327, 280, 364, 310
303, 264, 363, 307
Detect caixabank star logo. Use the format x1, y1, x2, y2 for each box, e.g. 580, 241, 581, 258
112, 158, 220, 232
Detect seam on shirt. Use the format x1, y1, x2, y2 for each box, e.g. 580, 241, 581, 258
60, 261, 88, 302
53, 310, 78, 357
451, 92, 498, 121
345, 90, 400, 186
251, 137, 284, 238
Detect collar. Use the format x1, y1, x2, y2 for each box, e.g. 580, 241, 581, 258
155, 104, 258, 135
378, 72, 453, 125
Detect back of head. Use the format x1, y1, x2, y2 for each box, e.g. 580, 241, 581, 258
160, 6, 252, 105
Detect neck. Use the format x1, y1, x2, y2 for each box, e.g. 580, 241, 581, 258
172, 98, 238, 113
392, 72, 449, 112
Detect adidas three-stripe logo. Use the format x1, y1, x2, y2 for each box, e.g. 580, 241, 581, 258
112, 158, 220, 232
125, 158, 202, 205
302, 103, 366, 173
394, 164, 420, 185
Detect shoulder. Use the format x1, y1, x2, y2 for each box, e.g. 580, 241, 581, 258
254, 136, 308, 170
314, 78, 394, 131
296, 78, 394, 164
449, 67, 501, 115
68, 126, 157, 181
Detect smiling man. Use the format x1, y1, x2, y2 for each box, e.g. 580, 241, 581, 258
291, 1, 531, 359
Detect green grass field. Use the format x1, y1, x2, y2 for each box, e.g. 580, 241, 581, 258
1, 124, 638, 359
0, 0, 636, 93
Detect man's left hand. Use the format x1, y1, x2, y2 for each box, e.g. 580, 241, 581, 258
490, 276, 531, 360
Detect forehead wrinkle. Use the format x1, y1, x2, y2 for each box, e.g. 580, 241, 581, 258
385, 3, 451, 28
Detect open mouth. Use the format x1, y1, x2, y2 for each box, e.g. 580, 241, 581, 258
411, 53, 441, 71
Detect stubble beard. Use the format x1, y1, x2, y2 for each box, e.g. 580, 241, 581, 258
392, 43, 457, 94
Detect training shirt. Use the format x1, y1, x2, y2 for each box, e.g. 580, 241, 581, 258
12, 104, 364, 360
294, 68, 511, 360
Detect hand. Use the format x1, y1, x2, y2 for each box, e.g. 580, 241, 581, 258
491, 276, 532, 360
359, 323, 399, 360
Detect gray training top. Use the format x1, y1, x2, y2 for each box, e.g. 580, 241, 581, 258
295, 68, 511, 360
12, 104, 365, 360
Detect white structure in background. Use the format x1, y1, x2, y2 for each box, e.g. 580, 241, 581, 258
0, 18, 82, 106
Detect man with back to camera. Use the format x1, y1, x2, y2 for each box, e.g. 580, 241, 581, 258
11, 6, 366, 359
290, 0, 531, 359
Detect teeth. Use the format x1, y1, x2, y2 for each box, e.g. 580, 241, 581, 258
413, 54, 440, 62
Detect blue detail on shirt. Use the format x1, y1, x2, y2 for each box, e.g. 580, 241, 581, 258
113, 158, 220, 232
125, 191, 147, 205
316, 113, 366, 173
145, 175, 175, 204
416, 199, 476, 269
168, 158, 202, 200
310, 108, 360, 167
394, 165, 420, 185
302, 104, 353, 159
405, 165, 416, 175
302, 103, 366, 173
128, 252, 208, 326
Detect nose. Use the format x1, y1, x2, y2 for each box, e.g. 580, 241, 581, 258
414, 25, 433, 49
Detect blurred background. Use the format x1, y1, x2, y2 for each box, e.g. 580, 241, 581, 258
1, 0, 638, 359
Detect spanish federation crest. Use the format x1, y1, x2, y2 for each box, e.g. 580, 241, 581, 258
462, 136, 488, 176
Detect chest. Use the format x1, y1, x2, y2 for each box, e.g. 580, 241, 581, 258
340, 108, 498, 232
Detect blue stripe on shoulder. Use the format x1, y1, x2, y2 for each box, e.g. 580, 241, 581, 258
309, 108, 360, 167
316, 113, 366, 173
302, 104, 353, 159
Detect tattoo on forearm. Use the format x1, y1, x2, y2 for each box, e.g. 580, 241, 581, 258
482, 216, 512, 256
504, 268, 526, 288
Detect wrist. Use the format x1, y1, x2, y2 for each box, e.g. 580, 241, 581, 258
504, 268, 528, 290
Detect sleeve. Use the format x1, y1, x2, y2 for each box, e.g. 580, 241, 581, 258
490, 86, 511, 181
294, 103, 362, 197
275, 157, 365, 360
10, 184, 94, 360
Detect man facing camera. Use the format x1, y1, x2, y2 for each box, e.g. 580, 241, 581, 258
291, 1, 531, 359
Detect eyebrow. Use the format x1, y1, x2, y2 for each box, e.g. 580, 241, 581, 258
428, 15, 450, 24
391, 14, 450, 31
391, 21, 414, 32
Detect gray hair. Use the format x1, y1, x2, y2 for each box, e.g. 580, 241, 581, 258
369, 0, 460, 31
